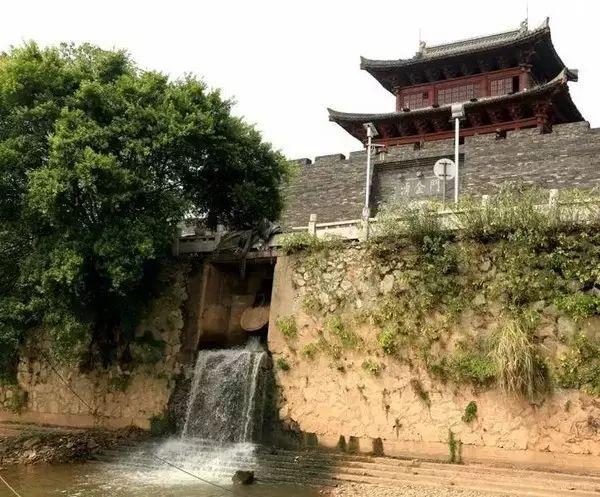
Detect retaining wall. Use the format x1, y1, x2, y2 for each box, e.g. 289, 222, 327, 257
268, 249, 600, 472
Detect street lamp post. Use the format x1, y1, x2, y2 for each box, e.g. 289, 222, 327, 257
362, 122, 379, 240
450, 104, 465, 203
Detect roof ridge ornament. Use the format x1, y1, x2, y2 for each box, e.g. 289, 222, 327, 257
414, 40, 426, 58
520, 18, 528, 32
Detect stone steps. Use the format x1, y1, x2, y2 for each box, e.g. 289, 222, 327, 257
97, 442, 600, 497
259, 450, 600, 488
329, 468, 600, 497
271, 461, 600, 497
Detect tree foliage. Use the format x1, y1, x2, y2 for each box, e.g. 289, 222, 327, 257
0, 42, 288, 371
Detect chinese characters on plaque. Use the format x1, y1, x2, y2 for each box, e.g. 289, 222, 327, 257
395, 172, 452, 200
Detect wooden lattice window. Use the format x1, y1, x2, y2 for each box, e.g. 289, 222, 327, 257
402, 91, 429, 110
437, 83, 482, 105
490, 77, 513, 96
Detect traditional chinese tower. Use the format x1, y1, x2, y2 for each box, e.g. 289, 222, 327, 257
329, 19, 583, 146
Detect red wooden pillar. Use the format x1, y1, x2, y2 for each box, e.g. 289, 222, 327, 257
519, 64, 532, 91
534, 100, 553, 134
394, 87, 402, 111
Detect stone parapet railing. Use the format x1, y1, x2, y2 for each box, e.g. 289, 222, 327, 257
175, 188, 600, 254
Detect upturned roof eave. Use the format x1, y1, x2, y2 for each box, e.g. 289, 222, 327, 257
360, 20, 550, 71
360, 19, 568, 94
329, 68, 578, 126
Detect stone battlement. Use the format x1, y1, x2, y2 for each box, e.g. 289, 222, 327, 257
281, 122, 600, 227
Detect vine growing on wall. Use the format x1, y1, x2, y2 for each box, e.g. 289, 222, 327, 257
282, 185, 600, 401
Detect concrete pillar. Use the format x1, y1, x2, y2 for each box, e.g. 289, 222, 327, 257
308, 214, 317, 236
171, 224, 183, 256
215, 224, 225, 244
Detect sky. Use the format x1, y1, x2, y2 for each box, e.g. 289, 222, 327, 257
1, 0, 596, 160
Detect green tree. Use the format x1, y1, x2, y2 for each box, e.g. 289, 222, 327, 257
0, 42, 288, 372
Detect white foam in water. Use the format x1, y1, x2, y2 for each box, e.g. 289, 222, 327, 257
124, 337, 267, 487
124, 439, 257, 486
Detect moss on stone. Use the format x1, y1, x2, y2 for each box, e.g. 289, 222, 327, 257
108, 374, 131, 392
347, 436, 360, 454
448, 430, 461, 463
3, 388, 27, 413
130, 333, 166, 365
462, 401, 478, 423
409, 378, 430, 407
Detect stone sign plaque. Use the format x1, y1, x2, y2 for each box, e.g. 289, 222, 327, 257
372, 155, 462, 207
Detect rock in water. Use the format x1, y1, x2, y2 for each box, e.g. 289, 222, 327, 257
232, 470, 255, 485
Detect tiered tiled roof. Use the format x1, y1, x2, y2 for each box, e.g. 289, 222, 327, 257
329, 19, 583, 145
329, 69, 578, 123
360, 18, 566, 93
329, 69, 583, 144
362, 19, 544, 69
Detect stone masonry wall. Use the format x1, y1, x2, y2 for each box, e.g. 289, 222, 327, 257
268, 249, 600, 472
281, 154, 367, 226
464, 121, 600, 194
0, 264, 191, 430
281, 122, 600, 227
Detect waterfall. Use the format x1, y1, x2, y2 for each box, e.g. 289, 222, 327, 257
182, 336, 268, 443
120, 337, 269, 486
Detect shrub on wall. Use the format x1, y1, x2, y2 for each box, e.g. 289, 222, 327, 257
462, 401, 478, 423
557, 333, 600, 395
279, 232, 325, 255
130, 332, 167, 365
325, 315, 359, 349
285, 186, 600, 401
428, 346, 497, 388
377, 325, 400, 356
372, 200, 451, 252
361, 359, 381, 376
279, 232, 345, 255
300, 343, 319, 360
490, 319, 551, 401
457, 185, 553, 242
276, 357, 291, 371
556, 293, 600, 322
275, 315, 298, 340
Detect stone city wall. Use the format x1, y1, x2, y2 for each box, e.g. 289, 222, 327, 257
268, 245, 600, 472
281, 122, 600, 227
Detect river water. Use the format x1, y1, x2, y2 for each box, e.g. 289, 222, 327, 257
1, 461, 318, 497
1, 340, 310, 496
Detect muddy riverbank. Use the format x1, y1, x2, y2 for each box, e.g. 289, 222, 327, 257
0, 425, 149, 467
